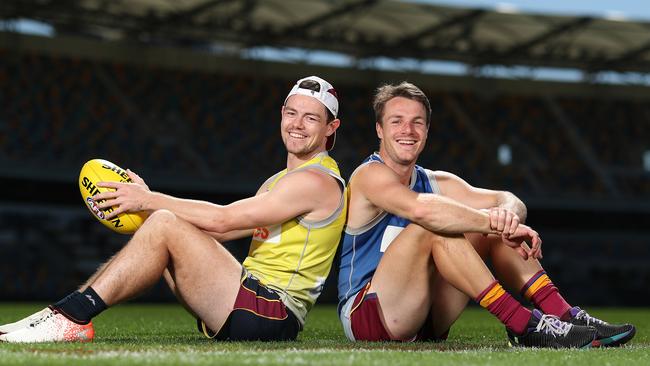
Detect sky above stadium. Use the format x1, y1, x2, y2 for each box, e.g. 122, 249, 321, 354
4, 0, 649, 84
424, 0, 650, 21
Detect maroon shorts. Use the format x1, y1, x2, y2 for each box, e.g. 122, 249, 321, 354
349, 282, 449, 342
197, 273, 300, 341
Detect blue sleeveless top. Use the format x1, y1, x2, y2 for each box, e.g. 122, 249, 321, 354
337, 153, 440, 313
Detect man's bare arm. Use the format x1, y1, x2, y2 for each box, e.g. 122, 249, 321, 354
95, 169, 341, 235
434, 170, 542, 259
434, 170, 527, 222
354, 164, 505, 235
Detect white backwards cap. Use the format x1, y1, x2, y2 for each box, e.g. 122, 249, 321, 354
285, 76, 340, 150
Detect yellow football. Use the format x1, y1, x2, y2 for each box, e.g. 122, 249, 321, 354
79, 159, 147, 234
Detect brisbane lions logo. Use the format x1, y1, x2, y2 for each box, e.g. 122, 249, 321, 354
253, 225, 281, 243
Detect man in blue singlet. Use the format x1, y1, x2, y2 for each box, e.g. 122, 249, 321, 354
337, 82, 634, 348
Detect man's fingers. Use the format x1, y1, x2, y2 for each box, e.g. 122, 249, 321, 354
126, 169, 145, 185
526, 233, 542, 259
503, 212, 513, 235
530, 232, 541, 251
97, 181, 122, 189
510, 216, 519, 235
497, 209, 506, 232
93, 191, 119, 202
96, 198, 118, 210
104, 206, 125, 220
489, 209, 499, 230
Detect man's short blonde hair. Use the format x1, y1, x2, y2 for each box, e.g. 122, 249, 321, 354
372, 82, 431, 126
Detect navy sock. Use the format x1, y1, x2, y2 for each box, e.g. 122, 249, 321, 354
52, 287, 107, 324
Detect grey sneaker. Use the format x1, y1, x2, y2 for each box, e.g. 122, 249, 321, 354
568, 307, 635, 347
507, 309, 597, 349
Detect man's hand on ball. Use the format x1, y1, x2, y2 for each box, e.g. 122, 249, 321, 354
126, 169, 149, 190
95, 179, 151, 219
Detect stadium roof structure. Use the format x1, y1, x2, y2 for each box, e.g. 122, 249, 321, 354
3, 0, 650, 73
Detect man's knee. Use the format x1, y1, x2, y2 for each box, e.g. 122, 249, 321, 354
137, 210, 187, 243
142, 209, 178, 230
465, 233, 495, 258
404, 223, 438, 243
404, 224, 462, 249
141, 210, 215, 253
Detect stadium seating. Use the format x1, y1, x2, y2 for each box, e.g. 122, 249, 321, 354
1, 49, 647, 197
1, 49, 648, 305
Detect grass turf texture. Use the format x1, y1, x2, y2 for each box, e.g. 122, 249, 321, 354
0, 303, 647, 365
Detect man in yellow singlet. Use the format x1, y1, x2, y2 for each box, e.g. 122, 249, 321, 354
0, 76, 346, 343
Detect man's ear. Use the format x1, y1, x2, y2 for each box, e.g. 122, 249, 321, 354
327, 119, 341, 136
376, 121, 383, 140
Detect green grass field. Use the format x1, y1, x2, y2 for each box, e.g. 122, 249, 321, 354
0, 303, 647, 365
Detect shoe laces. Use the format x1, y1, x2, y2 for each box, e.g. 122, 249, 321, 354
536, 314, 573, 337
29, 310, 55, 328
574, 309, 606, 326
20, 309, 47, 324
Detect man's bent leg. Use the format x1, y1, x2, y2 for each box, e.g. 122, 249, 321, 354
91, 210, 242, 332
422, 233, 536, 341
425, 272, 470, 340
421, 232, 599, 349
421, 233, 530, 341
466, 233, 635, 347
0, 210, 241, 342
163, 268, 198, 318
366, 224, 527, 340
364, 224, 438, 340
428, 233, 536, 336
465, 234, 543, 292
466, 233, 573, 319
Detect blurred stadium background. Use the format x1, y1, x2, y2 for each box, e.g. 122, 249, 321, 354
0, 0, 648, 307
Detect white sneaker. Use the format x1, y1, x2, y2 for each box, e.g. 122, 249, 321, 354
0, 307, 94, 343
0, 307, 51, 334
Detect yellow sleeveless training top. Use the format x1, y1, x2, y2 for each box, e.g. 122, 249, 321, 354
243, 152, 347, 327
